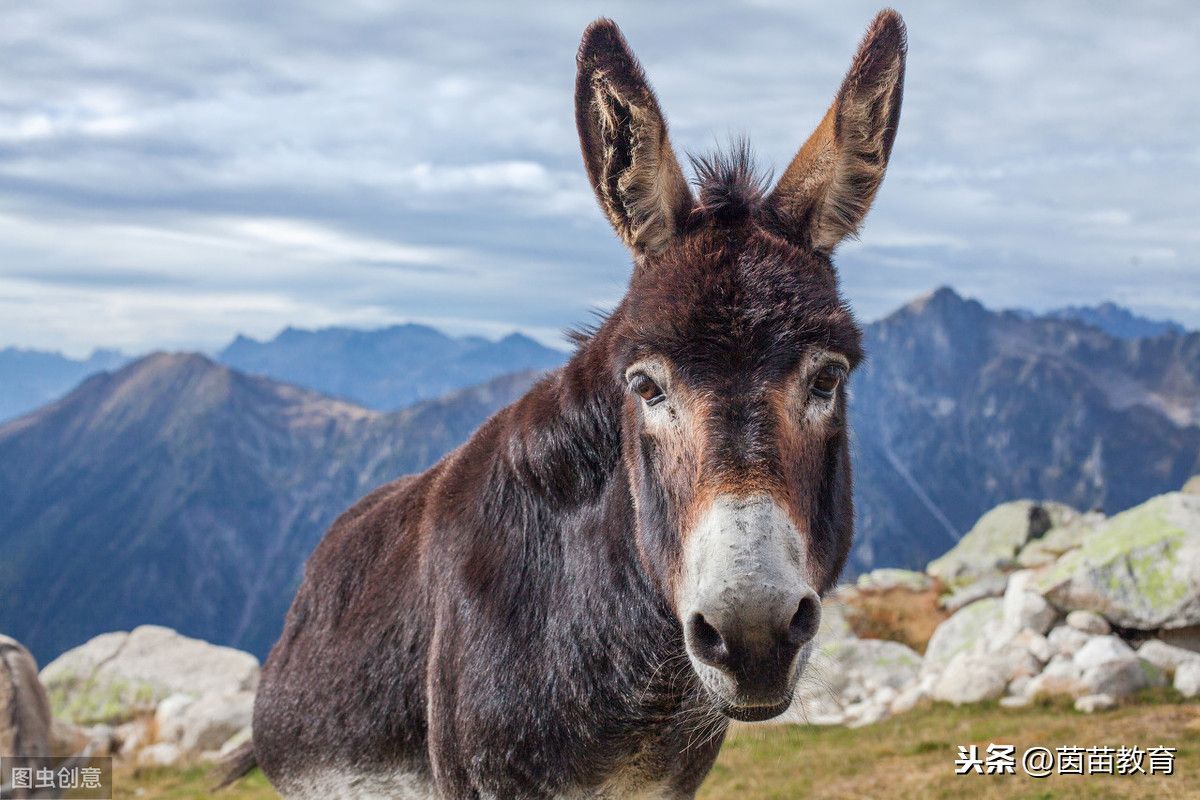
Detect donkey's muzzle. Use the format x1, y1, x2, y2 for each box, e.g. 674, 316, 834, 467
685, 589, 820, 706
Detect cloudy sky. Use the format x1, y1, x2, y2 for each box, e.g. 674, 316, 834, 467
1, 1, 1197, 356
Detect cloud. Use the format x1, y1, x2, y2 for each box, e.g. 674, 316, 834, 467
0, 0, 1196, 357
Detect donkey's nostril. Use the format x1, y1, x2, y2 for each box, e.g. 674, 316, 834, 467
687, 612, 729, 668
787, 594, 821, 646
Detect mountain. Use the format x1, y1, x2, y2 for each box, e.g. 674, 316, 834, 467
0, 353, 540, 663
1041, 302, 1186, 340
0, 347, 129, 422
218, 323, 566, 410
3, 290, 1199, 663
847, 287, 1200, 574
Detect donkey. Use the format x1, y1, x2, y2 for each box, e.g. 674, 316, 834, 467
228, 10, 905, 799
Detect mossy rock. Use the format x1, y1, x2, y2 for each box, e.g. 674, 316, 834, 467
928, 501, 1075, 591
1034, 493, 1200, 630
44, 674, 163, 726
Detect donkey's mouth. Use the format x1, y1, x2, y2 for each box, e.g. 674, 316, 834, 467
720, 697, 792, 722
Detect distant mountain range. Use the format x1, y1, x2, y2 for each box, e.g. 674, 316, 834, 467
1, 291, 1197, 663
218, 323, 566, 410
1035, 301, 1185, 340
0, 347, 129, 421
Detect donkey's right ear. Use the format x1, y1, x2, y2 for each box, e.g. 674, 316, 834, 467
575, 19, 693, 258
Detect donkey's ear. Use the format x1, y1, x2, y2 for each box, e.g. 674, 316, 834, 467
766, 10, 906, 255
576, 19, 693, 257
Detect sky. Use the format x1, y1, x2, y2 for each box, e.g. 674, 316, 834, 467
1, 1, 1197, 357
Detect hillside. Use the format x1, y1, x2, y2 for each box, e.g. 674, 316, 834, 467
0, 354, 539, 662
848, 288, 1200, 574
218, 323, 565, 409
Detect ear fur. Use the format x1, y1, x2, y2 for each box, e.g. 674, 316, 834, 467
766, 9, 907, 254
575, 19, 693, 257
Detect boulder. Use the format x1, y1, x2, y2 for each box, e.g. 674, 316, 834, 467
1182, 475, 1200, 496
932, 651, 1008, 705
1137, 639, 1200, 676
1047, 625, 1093, 658
1065, 610, 1110, 635
856, 569, 934, 593
939, 574, 1008, 612
1073, 636, 1158, 698
40, 626, 259, 725
158, 690, 255, 754
1017, 508, 1106, 568
928, 502, 1046, 590
1024, 655, 1086, 699
923, 597, 1003, 674
789, 637, 922, 725
0, 634, 53, 759
1075, 694, 1117, 713
815, 599, 855, 643
1175, 661, 1200, 698
1001, 571, 1057, 635
1034, 493, 1200, 630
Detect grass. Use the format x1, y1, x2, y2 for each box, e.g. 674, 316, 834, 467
116, 697, 1199, 799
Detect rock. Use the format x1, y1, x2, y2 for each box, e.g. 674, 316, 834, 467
939, 574, 1008, 612
790, 638, 921, 723
40, 625, 259, 725
1073, 635, 1135, 670
1066, 610, 1111, 635
932, 651, 1008, 705
889, 684, 929, 715
1047, 625, 1093, 658
923, 597, 1003, 674
1001, 571, 1058, 635
163, 691, 255, 754
115, 716, 154, 760
1000, 695, 1032, 708
1175, 661, 1200, 698
844, 701, 888, 728
154, 692, 196, 732
1008, 629, 1053, 664
1024, 655, 1086, 699
1137, 639, 1200, 676
217, 725, 252, 758
1034, 493, 1200, 630
1018, 508, 1106, 568
137, 741, 184, 767
1182, 475, 1200, 496
1075, 694, 1117, 713
1007, 675, 1032, 697
856, 569, 934, 593
83, 724, 116, 757
928, 501, 1072, 590
0, 634, 53, 759
1073, 636, 1154, 698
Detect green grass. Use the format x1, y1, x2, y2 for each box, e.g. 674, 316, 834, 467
120, 698, 1199, 799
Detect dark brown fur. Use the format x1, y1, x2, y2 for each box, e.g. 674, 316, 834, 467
240, 11, 905, 798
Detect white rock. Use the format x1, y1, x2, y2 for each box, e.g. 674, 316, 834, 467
1175, 661, 1200, 698
1007, 675, 1032, 697
889, 684, 928, 715
1012, 629, 1054, 664
155, 693, 196, 729
1024, 655, 1086, 699
1000, 695, 1031, 708
1138, 639, 1200, 676
923, 597, 1004, 674
1074, 694, 1117, 713
115, 717, 153, 760
162, 691, 255, 754
845, 701, 888, 728
1047, 625, 1093, 658
1066, 610, 1110, 635
1002, 571, 1058, 635
932, 651, 1008, 705
40, 626, 260, 726
1081, 659, 1149, 698
1073, 635, 1135, 670
137, 742, 183, 767
873, 686, 898, 708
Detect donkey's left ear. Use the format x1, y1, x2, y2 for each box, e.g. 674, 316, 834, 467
766, 10, 906, 255
576, 19, 693, 257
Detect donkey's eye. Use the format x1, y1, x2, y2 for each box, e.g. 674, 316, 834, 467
629, 373, 666, 406
811, 365, 846, 400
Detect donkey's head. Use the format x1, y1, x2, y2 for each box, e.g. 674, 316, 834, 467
576, 11, 905, 720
